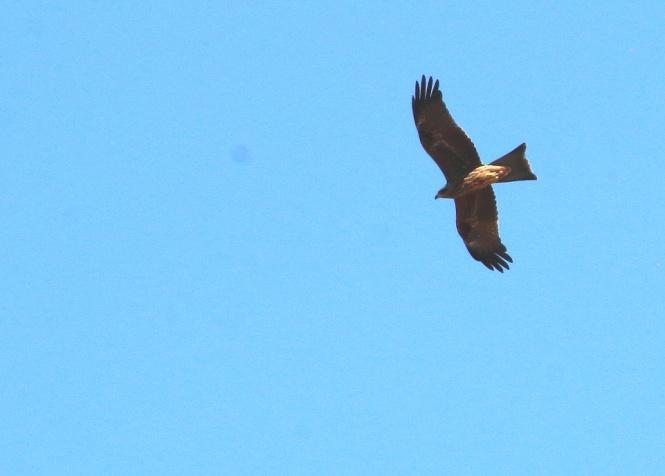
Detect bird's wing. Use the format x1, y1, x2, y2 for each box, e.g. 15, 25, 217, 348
454, 187, 513, 272
412, 75, 481, 183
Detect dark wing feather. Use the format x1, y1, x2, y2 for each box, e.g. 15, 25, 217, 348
454, 187, 513, 272
412, 75, 481, 183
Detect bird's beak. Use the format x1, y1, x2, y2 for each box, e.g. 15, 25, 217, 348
434, 194, 439, 200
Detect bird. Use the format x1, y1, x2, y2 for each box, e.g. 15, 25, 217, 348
412, 75, 537, 272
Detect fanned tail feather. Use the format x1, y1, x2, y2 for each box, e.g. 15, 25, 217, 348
490, 143, 537, 182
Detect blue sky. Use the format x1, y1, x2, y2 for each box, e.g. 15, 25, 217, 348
2, 1, 665, 474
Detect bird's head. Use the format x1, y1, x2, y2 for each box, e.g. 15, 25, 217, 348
435, 185, 452, 199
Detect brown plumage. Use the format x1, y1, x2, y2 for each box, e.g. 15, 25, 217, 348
412, 75, 537, 272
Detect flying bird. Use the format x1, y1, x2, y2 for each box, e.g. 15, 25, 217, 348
412, 75, 537, 272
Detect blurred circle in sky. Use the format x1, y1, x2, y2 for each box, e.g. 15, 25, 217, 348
231, 145, 251, 164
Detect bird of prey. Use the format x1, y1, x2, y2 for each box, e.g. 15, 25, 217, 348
412, 75, 537, 272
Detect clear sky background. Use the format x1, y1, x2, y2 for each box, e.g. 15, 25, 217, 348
2, 1, 665, 474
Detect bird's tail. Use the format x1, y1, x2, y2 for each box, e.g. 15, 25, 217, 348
490, 143, 537, 182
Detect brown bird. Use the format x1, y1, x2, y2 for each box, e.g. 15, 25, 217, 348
412, 75, 537, 272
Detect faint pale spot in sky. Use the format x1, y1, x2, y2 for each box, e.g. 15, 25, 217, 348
627, 47, 635, 53
231, 145, 251, 163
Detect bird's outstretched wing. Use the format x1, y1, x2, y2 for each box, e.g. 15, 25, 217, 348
454, 187, 513, 272
412, 75, 481, 183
